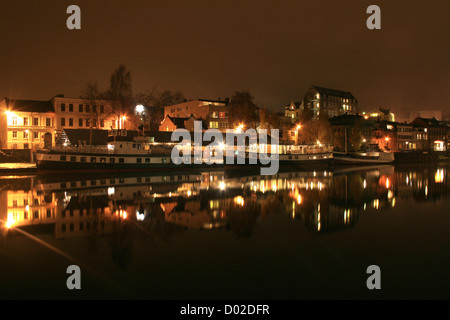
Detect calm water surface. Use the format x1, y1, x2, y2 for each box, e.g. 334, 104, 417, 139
0, 164, 449, 299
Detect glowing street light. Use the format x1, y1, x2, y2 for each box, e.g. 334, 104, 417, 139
296, 124, 302, 130
135, 104, 144, 114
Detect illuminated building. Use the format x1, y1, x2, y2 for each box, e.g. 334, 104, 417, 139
302, 85, 358, 119
0, 98, 56, 150
164, 98, 230, 132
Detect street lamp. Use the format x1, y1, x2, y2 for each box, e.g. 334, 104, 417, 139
136, 104, 144, 114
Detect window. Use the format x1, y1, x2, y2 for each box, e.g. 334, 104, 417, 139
24, 143, 29, 149
100, 157, 106, 163
86, 119, 90, 127
209, 121, 218, 129
69, 118, 73, 127
136, 158, 142, 163
34, 132, 39, 139
80, 157, 86, 162
112, 120, 116, 128
23, 117, 28, 125
92, 105, 97, 113
33, 118, 39, 126
90, 157, 96, 163
145, 158, 150, 163
79, 119, 83, 127
79, 104, 83, 112
60, 155, 66, 161
219, 112, 227, 118
46, 118, 51, 126
61, 103, 66, 111
69, 104, 73, 112
61, 118, 66, 126
12, 131, 17, 139
119, 158, 124, 163
23, 131, 28, 139
70, 156, 77, 162
110, 158, 115, 163
86, 105, 90, 113
12, 116, 18, 125
100, 105, 104, 113
100, 120, 104, 127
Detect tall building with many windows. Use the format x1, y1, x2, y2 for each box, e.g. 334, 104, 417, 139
302, 85, 358, 119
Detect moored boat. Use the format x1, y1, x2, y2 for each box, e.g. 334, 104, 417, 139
332, 151, 394, 165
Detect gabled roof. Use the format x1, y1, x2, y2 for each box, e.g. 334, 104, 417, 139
167, 115, 190, 128
312, 86, 356, 100
411, 117, 442, 127
163, 115, 208, 130
2, 98, 54, 113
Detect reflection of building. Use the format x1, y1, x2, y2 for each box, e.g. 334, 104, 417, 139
0, 98, 56, 150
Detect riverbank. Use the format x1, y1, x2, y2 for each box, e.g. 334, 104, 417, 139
0, 163, 37, 174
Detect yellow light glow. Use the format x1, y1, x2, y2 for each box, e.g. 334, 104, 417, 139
386, 178, 390, 189
234, 196, 245, 206
435, 169, 444, 183
6, 212, 15, 229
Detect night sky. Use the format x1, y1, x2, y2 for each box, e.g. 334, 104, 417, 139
1, 0, 449, 118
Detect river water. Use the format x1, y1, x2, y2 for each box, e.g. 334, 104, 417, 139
0, 164, 449, 299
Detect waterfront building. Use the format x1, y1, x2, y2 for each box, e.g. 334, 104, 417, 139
51, 95, 119, 138
302, 85, 358, 119
159, 115, 208, 132
0, 98, 56, 150
164, 99, 230, 131
284, 101, 303, 124
411, 117, 447, 151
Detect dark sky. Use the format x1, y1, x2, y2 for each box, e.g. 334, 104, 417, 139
1, 0, 449, 118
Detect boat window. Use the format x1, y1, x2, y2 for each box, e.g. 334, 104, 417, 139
100, 157, 106, 163
289, 156, 292, 160
80, 157, 86, 162
145, 158, 150, 163
162, 158, 167, 163
119, 158, 124, 163
90, 157, 96, 163
60, 155, 66, 161
136, 158, 142, 163
110, 158, 115, 163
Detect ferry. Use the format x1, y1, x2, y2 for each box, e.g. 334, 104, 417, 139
35, 129, 334, 172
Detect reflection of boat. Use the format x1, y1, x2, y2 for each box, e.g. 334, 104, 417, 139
333, 151, 394, 165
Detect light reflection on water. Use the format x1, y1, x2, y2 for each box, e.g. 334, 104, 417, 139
0, 164, 449, 299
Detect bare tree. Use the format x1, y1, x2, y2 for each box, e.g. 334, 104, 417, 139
229, 90, 259, 129
135, 88, 185, 131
